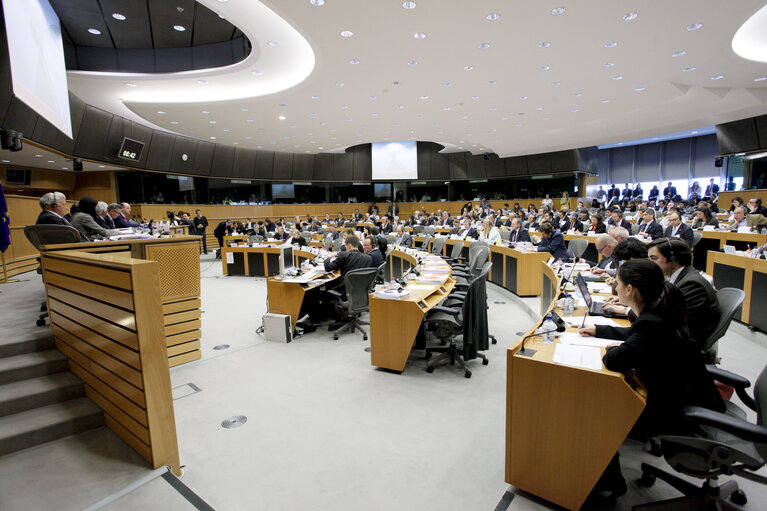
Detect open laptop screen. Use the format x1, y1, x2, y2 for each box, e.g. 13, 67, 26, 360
576, 273, 594, 308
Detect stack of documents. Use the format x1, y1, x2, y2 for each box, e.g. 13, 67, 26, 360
561, 315, 621, 327
558, 332, 623, 348
415, 275, 447, 285
373, 289, 411, 300
552, 344, 603, 370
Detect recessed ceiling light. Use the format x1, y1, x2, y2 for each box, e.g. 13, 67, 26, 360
573, 92, 582, 97
538, 42, 551, 49
341, 105, 349, 109
612, 75, 623, 80
47, 160, 54, 163
540, 65, 550, 71
551, 81, 560, 86
201, 110, 210, 114
349, 59, 360, 64
340, 30, 354, 38
461, 115, 469, 119
112, 13, 126, 20
420, 95, 429, 99
601, 99, 610, 103
217, 0, 229, 3
443, 82, 452, 87
223, 129, 230, 133
233, 142, 239, 145
209, 120, 217, 124
268, 40, 279, 47
369, 95, 377, 99
210, 136, 216, 140
604, 62, 615, 67
246, 119, 254, 122
755, 77, 767, 82
691, 130, 699, 134
157, 111, 166, 115
711, 75, 724, 80
443, 107, 451, 111
88, 28, 101, 35
464, 65, 474, 71
472, 95, 480, 99
252, 70, 263, 75
683, 66, 697, 72
393, 81, 400, 85
604, 41, 618, 48
535, 106, 543, 111
310, 0, 325, 6
311, 95, 320, 99
173, 25, 186, 32
551, 7, 565, 16
478, 43, 491, 49
397, 105, 405, 109
124, 82, 136, 87
336, 82, 344, 87
408, 60, 418, 66
240, 108, 248, 112
35, 154, 42, 157
634, 87, 646, 91
402, 1, 416, 9
672, 50, 687, 57
197, 79, 208, 84
501, 117, 508, 121
686, 23, 703, 31
170, 121, 179, 125
486, 13, 501, 21
623, 12, 638, 21
488, 80, 496, 85
414, 32, 426, 39
520, 96, 528, 100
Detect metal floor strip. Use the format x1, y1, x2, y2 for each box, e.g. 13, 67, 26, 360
493, 490, 515, 511
161, 470, 216, 511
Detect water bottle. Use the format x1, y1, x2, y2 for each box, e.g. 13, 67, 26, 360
541, 314, 556, 343
563, 294, 575, 317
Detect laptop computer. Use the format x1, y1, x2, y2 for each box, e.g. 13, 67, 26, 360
576, 273, 606, 316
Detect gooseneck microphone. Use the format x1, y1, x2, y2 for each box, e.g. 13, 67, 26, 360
518, 321, 566, 355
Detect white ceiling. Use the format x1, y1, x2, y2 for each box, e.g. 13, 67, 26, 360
57, 0, 767, 160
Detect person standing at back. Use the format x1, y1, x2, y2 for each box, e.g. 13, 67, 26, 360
195, 209, 209, 254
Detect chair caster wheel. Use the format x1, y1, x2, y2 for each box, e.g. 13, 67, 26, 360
638, 473, 656, 488
491, 339, 497, 344
362, 335, 367, 341
426, 366, 434, 373
482, 358, 489, 365
424, 352, 431, 360
464, 370, 471, 378
41, 304, 47, 312
333, 334, 338, 340
730, 489, 747, 505
36, 319, 46, 326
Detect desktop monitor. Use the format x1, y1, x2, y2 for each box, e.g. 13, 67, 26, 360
279, 245, 294, 276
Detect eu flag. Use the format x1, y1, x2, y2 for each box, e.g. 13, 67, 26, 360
0, 183, 9, 253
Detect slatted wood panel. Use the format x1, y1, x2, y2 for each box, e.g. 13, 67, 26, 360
163, 298, 202, 366
41, 250, 180, 475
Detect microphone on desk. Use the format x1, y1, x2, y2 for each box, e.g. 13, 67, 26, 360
518, 322, 566, 356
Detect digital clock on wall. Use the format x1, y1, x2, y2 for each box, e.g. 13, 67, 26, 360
117, 137, 145, 161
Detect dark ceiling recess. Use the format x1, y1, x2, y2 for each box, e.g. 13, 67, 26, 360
49, 0, 251, 73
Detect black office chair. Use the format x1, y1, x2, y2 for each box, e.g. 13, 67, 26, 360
635, 363, 767, 509
450, 241, 488, 271
443, 241, 464, 263
323, 236, 333, 250
423, 262, 491, 378
247, 234, 263, 244
430, 236, 446, 256
448, 227, 460, 236
332, 238, 344, 252
23, 225, 82, 326
703, 288, 746, 365
327, 267, 378, 340
420, 234, 433, 252
452, 246, 490, 287
423, 226, 436, 235
412, 225, 424, 235
373, 262, 387, 288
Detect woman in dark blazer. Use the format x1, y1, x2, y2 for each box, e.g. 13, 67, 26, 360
589, 214, 607, 234
691, 206, 719, 230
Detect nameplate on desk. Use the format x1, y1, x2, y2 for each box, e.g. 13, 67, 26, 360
226, 252, 234, 264
738, 227, 752, 234
703, 225, 716, 231
723, 245, 737, 254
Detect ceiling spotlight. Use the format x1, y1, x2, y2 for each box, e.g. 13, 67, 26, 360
240, 108, 248, 112
710, 75, 724, 80
612, 75, 623, 80
488, 80, 496, 84
414, 32, 426, 39
397, 105, 405, 109
420, 95, 429, 99
755, 77, 767, 82
340, 30, 353, 37
601, 99, 610, 103
540, 65, 550, 71
311, 95, 320, 99
464, 65, 474, 71
252, 70, 263, 76
672, 50, 687, 57
369, 95, 377, 99
551, 81, 560, 85
408, 60, 418, 66
335, 82, 344, 86
623, 12, 638, 21
124, 82, 137, 87
551, 7, 566, 16
210, 136, 216, 140
402, 1, 416, 9
471, 95, 480, 99
209, 120, 217, 124
112, 13, 126, 20
157, 111, 166, 114
197, 79, 208, 84
686, 23, 703, 31
539, 42, 551, 48
170, 121, 179, 125
173, 25, 186, 32
604, 41, 618, 48
478, 42, 491, 49
604, 62, 615, 67
88, 28, 101, 35
201, 110, 210, 114
443, 107, 451, 111
443, 82, 452, 87
683, 66, 697, 72
486, 13, 501, 21
268, 40, 279, 47
573, 92, 582, 97
634, 87, 646, 91
349, 59, 360, 64
310, 0, 325, 5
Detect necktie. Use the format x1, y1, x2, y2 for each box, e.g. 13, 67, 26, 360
512, 230, 517, 242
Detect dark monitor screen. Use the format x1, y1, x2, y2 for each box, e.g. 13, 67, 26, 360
5, 168, 30, 185
279, 245, 294, 275
118, 137, 145, 161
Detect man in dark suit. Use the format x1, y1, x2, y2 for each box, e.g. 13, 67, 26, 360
324, 235, 372, 276
457, 219, 479, 240
362, 235, 384, 267
542, 211, 559, 231
214, 219, 233, 257
608, 210, 631, 231
535, 222, 569, 261
607, 185, 621, 207
36, 191, 72, 226
621, 183, 632, 200
648, 239, 720, 347
560, 213, 583, 232
439, 211, 454, 227
592, 234, 618, 275
108, 204, 130, 228
664, 212, 694, 247
704, 178, 719, 200
379, 216, 393, 234
747, 197, 767, 217
353, 209, 363, 221
636, 208, 664, 240
195, 209, 209, 254
509, 218, 531, 243
387, 201, 399, 219
663, 181, 677, 199
394, 225, 413, 247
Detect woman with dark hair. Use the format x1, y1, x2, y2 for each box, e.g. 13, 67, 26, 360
579, 259, 724, 498
527, 204, 538, 214
70, 196, 118, 239
612, 237, 648, 263
589, 214, 607, 234
728, 196, 745, 220
376, 235, 388, 255
691, 206, 719, 230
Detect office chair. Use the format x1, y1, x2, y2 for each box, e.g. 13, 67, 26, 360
420, 234, 433, 252
423, 262, 491, 378
332, 238, 344, 252
702, 288, 746, 365
373, 262, 387, 288
299, 231, 312, 240
631, 223, 641, 235
692, 231, 703, 248
327, 267, 378, 341
423, 226, 436, 235
412, 225, 424, 235
443, 241, 464, 263
452, 246, 489, 286
384, 234, 395, 245
23, 225, 81, 326
567, 238, 588, 259
449, 227, 460, 235
499, 229, 511, 241
450, 241, 488, 272
636, 362, 767, 510
430, 236, 446, 256
247, 235, 263, 244
323, 236, 333, 250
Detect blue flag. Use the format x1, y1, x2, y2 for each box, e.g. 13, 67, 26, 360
0, 183, 9, 253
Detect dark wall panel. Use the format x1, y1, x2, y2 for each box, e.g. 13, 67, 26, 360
527, 153, 551, 174
635, 142, 661, 183
716, 118, 760, 154
31, 116, 63, 150
506, 156, 528, 176
485, 155, 505, 178
576, 147, 598, 174
417, 143, 432, 180
449, 153, 467, 180
333, 153, 353, 181
292, 153, 314, 180
431, 150, 450, 180
210, 144, 235, 177
551, 150, 579, 171
755, 115, 767, 150
255, 150, 274, 179
272, 152, 294, 180
192, 141, 215, 176
611, 146, 635, 183
169, 137, 199, 174
144, 131, 175, 172
3, 97, 40, 136
664, 138, 691, 180
73, 105, 114, 161
313, 153, 334, 180
54, 94, 87, 155
102, 117, 130, 164
597, 149, 609, 184
352, 145, 372, 180
232, 147, 257, 179
466, 154, 486, 178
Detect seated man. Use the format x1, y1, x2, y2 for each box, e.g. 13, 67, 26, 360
36, 192, 72, 226
636, 208, 664, 239
324, 235, 373, 278
107, 203, 131, 228
508, 218, 531, 243
457, 219, 479, 240
535, 222, 569, 261
362, 235, 384, 267
394, 225, 413, 248
591, 234, 618, 275
664, 212, 694, 247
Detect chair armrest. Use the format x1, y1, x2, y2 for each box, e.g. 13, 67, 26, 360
706, 365, 756, 411
452, 283, 469, 291
683, 406, 767, 444
326, 289, 343, 298
449, 291, 467, 300
429, 305, 460, 316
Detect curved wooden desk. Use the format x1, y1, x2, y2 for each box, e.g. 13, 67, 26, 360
505, 262, 645, 510
706, 250, 767, 331
221, 239, 322, 276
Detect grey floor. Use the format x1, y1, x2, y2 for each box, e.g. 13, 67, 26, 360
1, 253, 766, 511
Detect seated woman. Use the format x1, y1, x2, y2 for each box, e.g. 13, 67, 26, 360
579, 259, 725, 498
588, 213, 607, 234
478, 217, 501, 243
71, 196, 118, 240
285, 228, 306, 247
691, 206, 719, 230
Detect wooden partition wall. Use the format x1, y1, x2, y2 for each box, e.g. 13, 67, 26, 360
41, 249, 180, 475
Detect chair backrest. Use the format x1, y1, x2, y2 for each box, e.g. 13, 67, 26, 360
703, 288, 746, 358
421, 234, 433, 251
630, 223, 640, 235
384, 234, 395, 245
448, 241, 464, 259
23, 225, 81, 249
460, 261, 492, 359
423, 226, 436, 235
449, 227, 460, 235
755, 364, 767, 460
692, 231, 703, 247
343, 267, 378, 314
299, 231, 312, 240
467, 241, 488, 265
431, 236, 446, 255
468, 246, 490, 278
323, 236, 333, 250
412, 225, 424, 234
374, 262, 386, 287
333, 238, 344, 252
247, 235, 263, 244
568, 238, 588, 258
499, 229, 511, 241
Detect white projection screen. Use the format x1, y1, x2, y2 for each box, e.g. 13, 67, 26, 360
371, 141, 418, 180
2, 0, 72, 138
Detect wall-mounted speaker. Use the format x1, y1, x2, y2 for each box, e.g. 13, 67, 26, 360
73, 158, 83, 171
714, 156, 724, 167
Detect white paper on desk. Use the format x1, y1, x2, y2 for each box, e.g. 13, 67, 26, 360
373, 289, 411, 300
562, 316, 621, 327
738, 226, 752, 233
404, 284, 437, 291
703, 225, 716, 231
587, 282, 613, 294
552, 344, 603, 370
226, 252, 234, 264
558, 332, 623, 348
